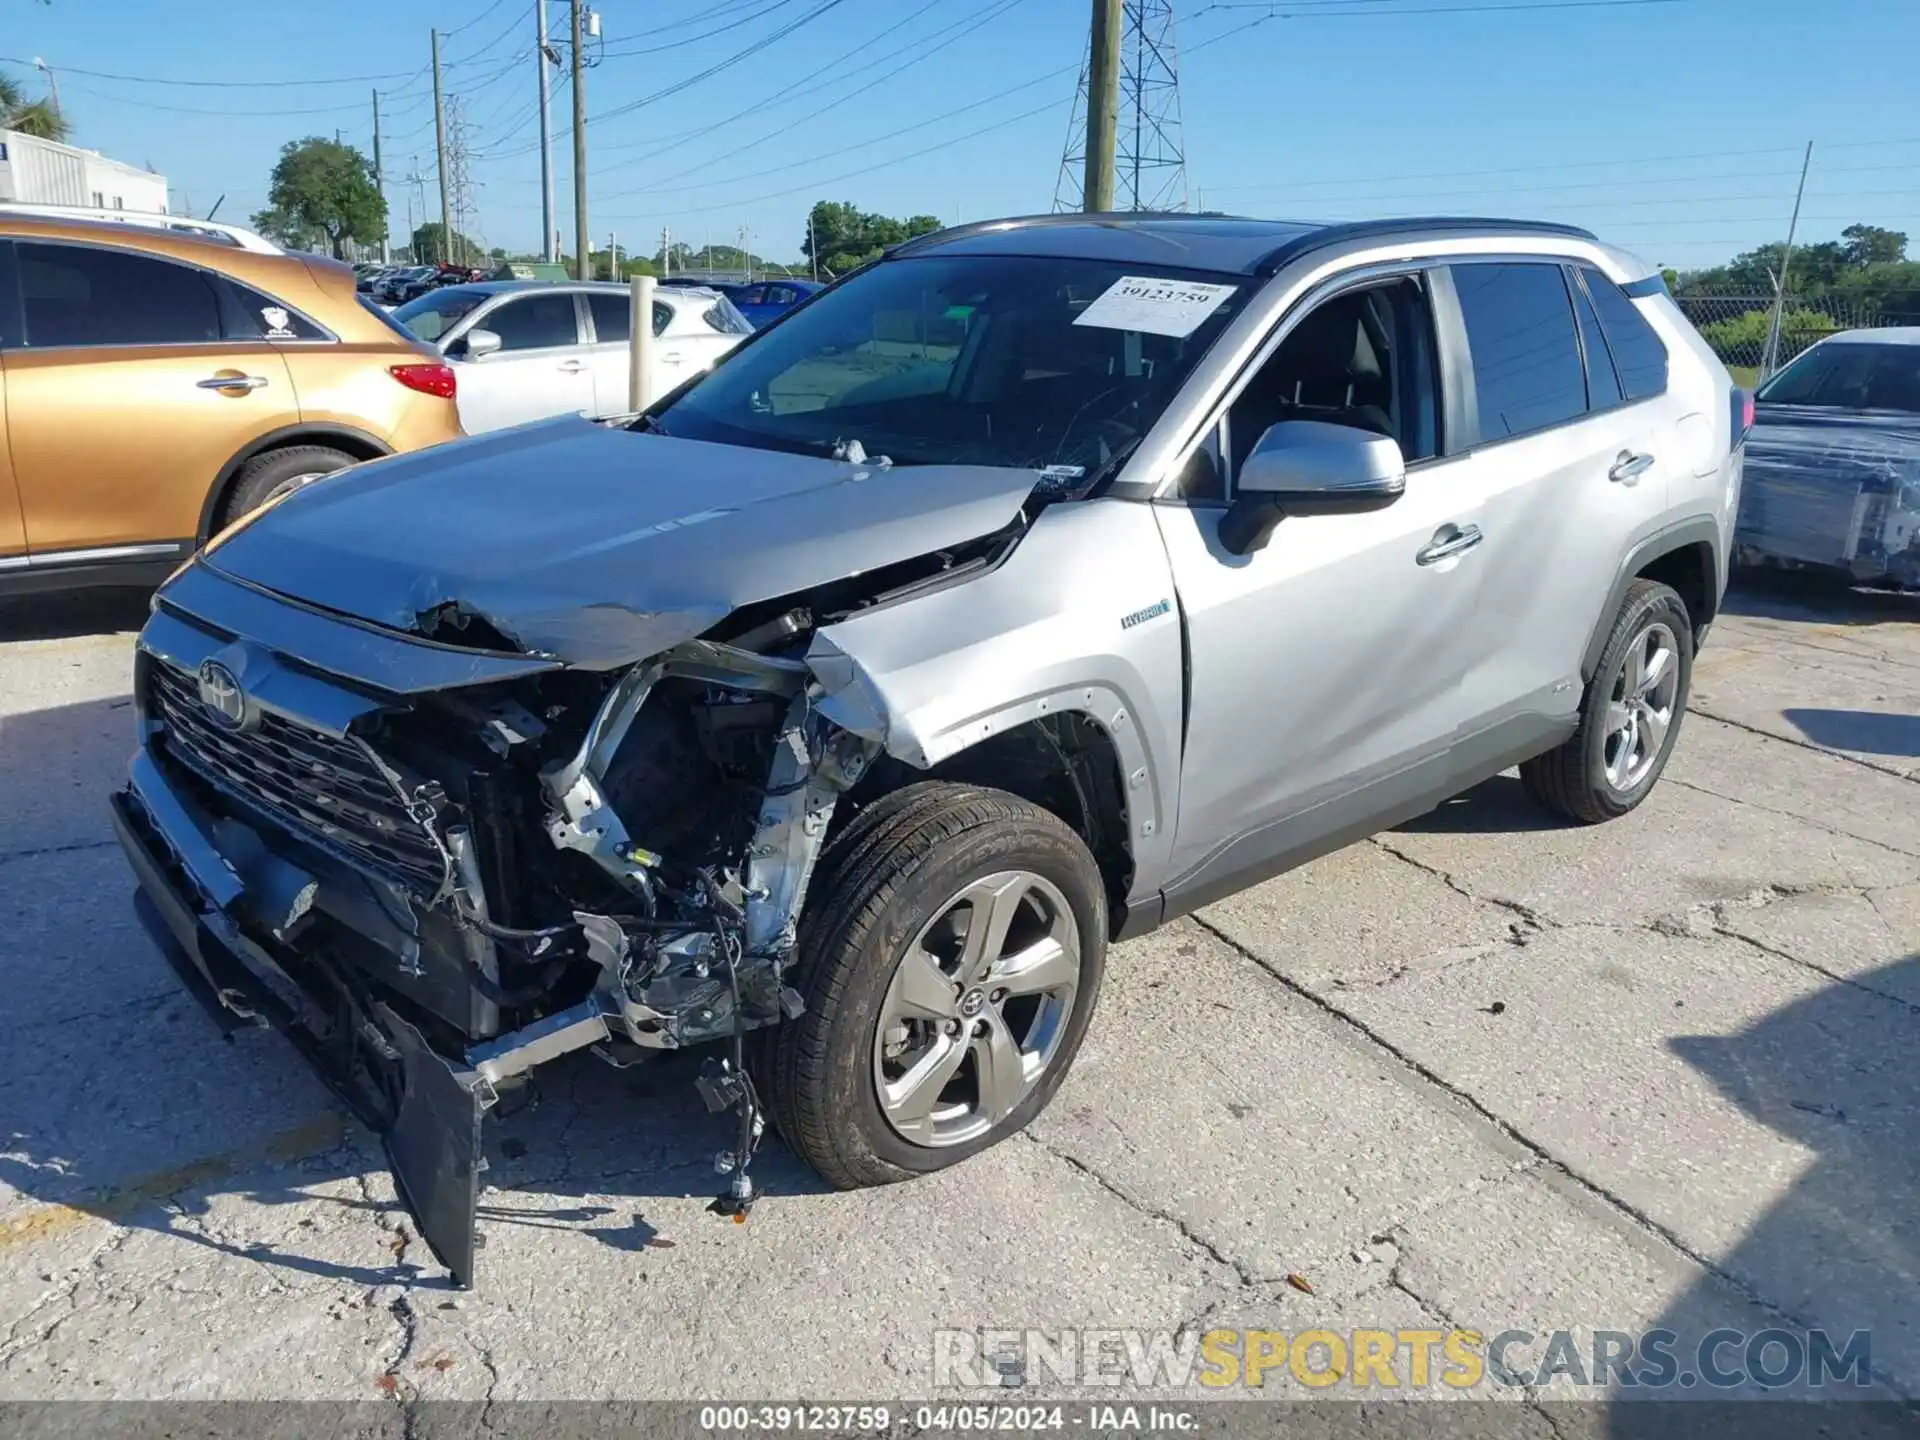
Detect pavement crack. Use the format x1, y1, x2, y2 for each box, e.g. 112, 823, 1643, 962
1189, 910, 1919, 1400
1664, 772, 1920, 860
1367, 836, 1555, 935
1708, 920, 1920, 1016
1023, 1132, 1253, 1287
0, 838, 122, 867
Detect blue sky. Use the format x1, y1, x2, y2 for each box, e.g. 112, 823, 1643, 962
5, 0, 1917, 272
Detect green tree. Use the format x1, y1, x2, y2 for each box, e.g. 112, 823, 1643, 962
801, 201, 940, 276
1697, 307, 1838, 365
0, 70, 70, 142
1841, 224, 1907, 267
254, 137, 385, 259
409, 221, 481, 265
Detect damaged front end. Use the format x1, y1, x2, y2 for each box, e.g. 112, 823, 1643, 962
113, 571, 896, 1285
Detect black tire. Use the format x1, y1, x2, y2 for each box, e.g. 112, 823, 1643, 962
756, 781, 1108, 1190
1520, 578, 1694, 824
217, 445, 357, 529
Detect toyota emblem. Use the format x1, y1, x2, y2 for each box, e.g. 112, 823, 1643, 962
196, 660, 251, 731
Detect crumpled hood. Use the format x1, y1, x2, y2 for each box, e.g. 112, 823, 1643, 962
203, 417, 1040, 668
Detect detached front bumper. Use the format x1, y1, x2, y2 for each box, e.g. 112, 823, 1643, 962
111, 749, 492, 1285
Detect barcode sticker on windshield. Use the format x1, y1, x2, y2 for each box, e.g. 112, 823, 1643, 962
1073, 275, 1237, 338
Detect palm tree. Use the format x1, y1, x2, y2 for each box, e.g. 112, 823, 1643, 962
0, 72, 71, 143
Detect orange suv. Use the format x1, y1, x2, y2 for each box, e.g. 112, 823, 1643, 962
0, 205, 462, 594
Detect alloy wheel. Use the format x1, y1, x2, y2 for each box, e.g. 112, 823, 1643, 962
871, 870, 1082, 1148
1603, 620, 1680, 792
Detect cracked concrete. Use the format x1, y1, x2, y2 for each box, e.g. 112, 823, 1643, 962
1, 576, 1917, 1409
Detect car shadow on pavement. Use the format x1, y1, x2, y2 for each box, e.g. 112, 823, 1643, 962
1781, 708, 1920, 759
0, 587, 153, 643
1612, 954, 1920, 1429
1393, 773, 1581, 835
1722, 572, 1920, 627
0, 693, 831, 1290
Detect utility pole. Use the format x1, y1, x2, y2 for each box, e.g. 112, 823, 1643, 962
432, 30, 451, 265
1761, 141, 1815, 379
535, 0, 558, 263
570, 0, 590, 280
33, 58, 61, 117
808, 210, 817, 281
608, 230, 618, 279
1083, 0, 1122, 212
372, 90, 389, 264
661, 225, 671, 278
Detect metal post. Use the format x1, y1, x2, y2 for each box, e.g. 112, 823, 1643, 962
536, 0, 558, 263
1761, 142, 1814, 379
570, 0, 590, 281
808, 211, 817, 281
608, 230, 618, 280
662, 225, 671, 278
1083, 0, 1121, 212
372, 90, 389, 264
629, 273, 656, 412
33, 58, 61, 117
432, 30, 450, 265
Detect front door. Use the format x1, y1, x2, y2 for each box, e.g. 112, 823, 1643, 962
1157, 274, 1487, 899
4, 239, 300, 554
452, 291, 594, 433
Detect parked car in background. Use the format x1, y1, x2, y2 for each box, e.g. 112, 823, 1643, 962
111, 212, 1742, 1283
1735, 328, 1920, 587
391, 279, 752, 433
723, 277, 824, 328
374, 266, 433, 304
0, 204, 461, 594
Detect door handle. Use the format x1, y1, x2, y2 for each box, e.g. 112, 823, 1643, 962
197, 374, 268, 392
557, 360, 588, 373
1416, 523, 1484, 566
1609, 450, 1655, 485
659, 352, 685, 365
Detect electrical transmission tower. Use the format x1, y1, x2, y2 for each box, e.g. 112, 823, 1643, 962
444, 96, 480, 265
1053, 0, 1188, 214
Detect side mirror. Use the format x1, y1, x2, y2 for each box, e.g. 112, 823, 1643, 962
459, 327, 503, 361
1220, 420, 1407, 556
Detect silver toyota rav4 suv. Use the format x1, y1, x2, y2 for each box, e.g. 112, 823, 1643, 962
112, 214, 1748, 1283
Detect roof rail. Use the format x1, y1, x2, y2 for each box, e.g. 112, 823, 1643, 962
1253, 216, 1599, 275
888, 210, 1229, 259
0, 202, 283, 255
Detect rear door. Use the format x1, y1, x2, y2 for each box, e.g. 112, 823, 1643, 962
3, 238, 299, 555
1441, 259, 1673, 740
583, 290, 643, 414
450, 290, 594, 433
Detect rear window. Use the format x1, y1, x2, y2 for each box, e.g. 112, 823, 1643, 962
1582, 269, 1669, 400
1452, 262, 1588, 439
18, 241, 223, 347
704, 295, 754, 335
226, 282, 329, 341
1758, 343, 1920, 413
394, 286, 489, 343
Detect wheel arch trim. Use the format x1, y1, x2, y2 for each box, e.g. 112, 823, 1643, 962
1581, 516, 1723, 683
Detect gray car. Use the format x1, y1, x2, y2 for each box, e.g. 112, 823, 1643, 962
109, 213, 1745, 1284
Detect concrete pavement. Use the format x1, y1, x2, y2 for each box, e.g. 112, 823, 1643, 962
0, 578, 1915, 1416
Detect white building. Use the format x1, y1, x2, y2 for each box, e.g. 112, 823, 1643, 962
0, 130, 168, 213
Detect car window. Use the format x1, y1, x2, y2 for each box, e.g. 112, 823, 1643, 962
653, 301, 672, 338
394, 287, 490, 343
768, 286, 796, 305
482, 292, 580, 351
17, 242, 223, 348
1452, 262, 1588, 440
225, 282, 330, 341
1757, 343, 1920, 413
656, 253, 1249, 485
1569, 272, 1624, 410
588, 293, 630, 343
1220, 275, 1440, 495
1582, 269, 1669, 401
704, 296, 754, 336
732, 285, 766, 306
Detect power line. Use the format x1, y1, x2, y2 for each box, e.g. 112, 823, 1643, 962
596, 0, 808, 56
586, 0, 852, 127
443, 0, 519, 39
445, 1, 537, 67
0, 52, 426, 89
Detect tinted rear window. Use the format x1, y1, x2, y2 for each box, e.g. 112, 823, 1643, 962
1582, 269, 1669, 401
394, 287, 489, 342
18, 241, 223, 347
1452, 262, 1587, 439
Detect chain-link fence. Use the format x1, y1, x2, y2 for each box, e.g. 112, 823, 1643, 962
1674, 292, 1919, 377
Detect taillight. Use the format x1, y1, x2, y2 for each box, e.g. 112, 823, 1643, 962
1730, 387, 1754, 445
390, 362, 457, 399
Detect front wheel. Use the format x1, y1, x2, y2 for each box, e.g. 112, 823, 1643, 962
1520, 578, 1693, 823
757, 783, 1108, 1189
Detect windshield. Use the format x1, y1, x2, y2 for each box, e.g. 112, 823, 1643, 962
1758, 342, 1920, 413
651, 254, 1248, 480
394, 287, 490, 343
